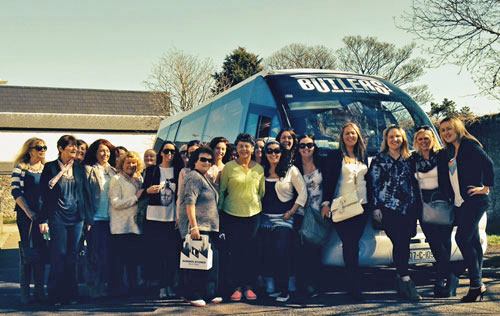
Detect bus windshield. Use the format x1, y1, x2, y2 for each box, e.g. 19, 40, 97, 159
266, 73, 434, 154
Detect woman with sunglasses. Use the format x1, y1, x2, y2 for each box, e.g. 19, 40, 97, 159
207, 137, 231, 190
320, 123, 369, 301
178, 146, 222, 306
439, 117, 494, 302
218, 133, 264, 301
294, 135, 326, 298
409, 127, 456, 298
82, 139, 117, 298
142, 141, 184, 298
260, 140, 307, 302
11, 138, 48, 303
369, 125, 420, 301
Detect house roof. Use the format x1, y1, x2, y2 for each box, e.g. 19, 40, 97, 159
0, 85, 157, 116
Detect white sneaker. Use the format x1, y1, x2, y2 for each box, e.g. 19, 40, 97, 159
211, 297, 223, 304
189, 299, 206, 307
276, 293, 290, 302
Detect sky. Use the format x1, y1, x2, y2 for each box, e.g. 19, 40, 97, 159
1, 0, 499, 115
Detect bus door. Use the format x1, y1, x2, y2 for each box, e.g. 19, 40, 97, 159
244, 103, 281, 139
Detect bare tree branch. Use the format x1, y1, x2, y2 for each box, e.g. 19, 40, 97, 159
265, 43, 336, 70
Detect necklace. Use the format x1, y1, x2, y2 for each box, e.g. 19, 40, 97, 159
28, 162, 43, 173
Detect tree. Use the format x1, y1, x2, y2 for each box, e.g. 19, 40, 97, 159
428, 98, 476, 125
213, 47, 263, 93
336, 35, 431, 104
265, 43, 336, 70
399, 0, 500, 100
143, 48, 215, 116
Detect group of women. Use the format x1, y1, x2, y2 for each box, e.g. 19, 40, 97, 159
11, 115, 494, 308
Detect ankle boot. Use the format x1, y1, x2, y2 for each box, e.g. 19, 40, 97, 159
397, 277, 421, 301
33, 263, 47, 302
446, 273, 458, 297
19, 264, 31, 304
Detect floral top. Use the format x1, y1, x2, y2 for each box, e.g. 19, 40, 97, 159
368, 152, 417, 215
299, 168, 322, 216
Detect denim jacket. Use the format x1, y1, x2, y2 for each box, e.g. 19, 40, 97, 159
368, 152, 418, 215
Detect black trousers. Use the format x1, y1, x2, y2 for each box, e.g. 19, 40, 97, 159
220, 212, 260, 290
109, 233, 141, 291
181, 232, 220, 300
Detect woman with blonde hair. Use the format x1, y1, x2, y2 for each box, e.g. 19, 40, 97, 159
369, 125, 420, 301
410, 126, 455, 297
11, 137, 48, 303
108, 151, 145, 296
321, 122, 370, 300
439, 117, 494, 302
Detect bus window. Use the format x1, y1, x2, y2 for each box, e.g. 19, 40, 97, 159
166, 121, 180, 141
245, 113, 272, 139
203, 99, 244, 143
176, 106, 210, 142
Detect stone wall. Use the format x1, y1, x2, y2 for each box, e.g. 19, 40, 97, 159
468, 114, 500, 234
0, 174, 16, 220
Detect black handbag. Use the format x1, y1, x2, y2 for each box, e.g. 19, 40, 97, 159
299, 205, 331, 245
18, 223, 41, 265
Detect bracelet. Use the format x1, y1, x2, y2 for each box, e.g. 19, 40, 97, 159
189, 226, 198, 232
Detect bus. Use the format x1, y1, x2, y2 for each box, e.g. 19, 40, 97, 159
153, 69, 487, 266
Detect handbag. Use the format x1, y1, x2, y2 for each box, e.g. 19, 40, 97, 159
299, 205, 331, 245
180, 234, 213, 270
330, 165, 364, 223
18, 223, 40, 265
421, 191, 454, 225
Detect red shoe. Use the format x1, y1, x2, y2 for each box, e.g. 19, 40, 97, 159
244, 289, 257, 300
231, 290, 242, 301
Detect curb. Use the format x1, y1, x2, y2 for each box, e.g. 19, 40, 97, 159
0, 231, 12, 250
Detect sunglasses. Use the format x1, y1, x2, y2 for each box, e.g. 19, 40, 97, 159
31, 145, 48, 151
417, 125, 432, 131
299, 143, 314, 149
162, 149, 176, 155
180, 150, 187, 155
265, 148, 282, 155
198, 157, 212, 163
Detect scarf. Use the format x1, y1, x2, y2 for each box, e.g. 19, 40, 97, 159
48, 159, 74, 190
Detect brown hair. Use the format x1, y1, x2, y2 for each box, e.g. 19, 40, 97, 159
339, 122, 366, 161
439, 117, 482, 148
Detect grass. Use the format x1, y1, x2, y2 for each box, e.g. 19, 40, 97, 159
488, 235, 500, 247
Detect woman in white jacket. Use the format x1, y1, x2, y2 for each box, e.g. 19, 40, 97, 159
260, 140, 307, 303
108, 151, 144, 296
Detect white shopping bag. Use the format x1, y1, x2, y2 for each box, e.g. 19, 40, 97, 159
180, 234, 213, 270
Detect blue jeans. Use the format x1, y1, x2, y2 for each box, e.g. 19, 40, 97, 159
47, 220, 83, 302
454, 196, 489, 288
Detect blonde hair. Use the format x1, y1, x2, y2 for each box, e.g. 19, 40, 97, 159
14, 137, 46, 169
117, 151, 144, 178
439, 117, 482, 148
380, 125, 411, 159
339, 122, 366, 161
413, 128, 442, 154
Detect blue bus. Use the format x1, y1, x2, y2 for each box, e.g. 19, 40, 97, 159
153, 69, 487, 266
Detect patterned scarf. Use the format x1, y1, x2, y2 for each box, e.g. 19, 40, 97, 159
48, 159, 74, 189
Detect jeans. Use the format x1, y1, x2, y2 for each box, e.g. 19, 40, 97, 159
47, 220, 84, 302
420, 222, 453, 281
261, 226, 292, 293
220, 212, 260, 290
381, 209, 416, 278
454, 196, 489, 287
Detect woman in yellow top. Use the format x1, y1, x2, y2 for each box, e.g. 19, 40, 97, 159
218, 133, 264, 302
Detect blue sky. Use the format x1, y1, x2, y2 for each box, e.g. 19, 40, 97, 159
1, 0, 498, 114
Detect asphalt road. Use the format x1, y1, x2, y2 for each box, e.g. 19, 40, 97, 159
0, 227, 499, 315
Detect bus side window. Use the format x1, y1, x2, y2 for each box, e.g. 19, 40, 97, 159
167, 121, 180, 141
245, 113, 272, 139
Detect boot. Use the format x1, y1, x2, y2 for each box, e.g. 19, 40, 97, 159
19, 264, 31, 304
33, 263, 47, 302
397, 277, 421, 301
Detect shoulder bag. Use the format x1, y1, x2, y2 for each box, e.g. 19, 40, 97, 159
330, 163, 364, 223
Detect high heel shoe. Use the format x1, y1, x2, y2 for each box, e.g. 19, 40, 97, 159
460, 285, 486, 302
